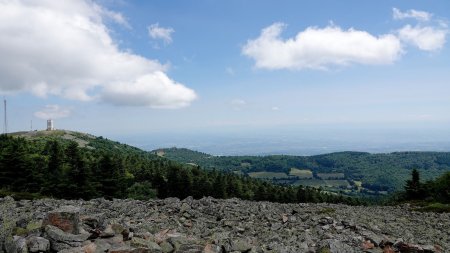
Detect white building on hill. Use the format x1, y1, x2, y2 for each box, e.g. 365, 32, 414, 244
47, 119, 55, 131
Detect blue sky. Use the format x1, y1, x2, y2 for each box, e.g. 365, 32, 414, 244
1, 0, 450, 153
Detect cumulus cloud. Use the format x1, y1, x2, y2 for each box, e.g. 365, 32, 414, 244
102, 72, 197, 108
392, 8, 448, 52
148, 23, 174, 44
393, 8, 431, 22
34, 105, 71, 119
242, 23, 402, 70
398, 25, 447, 51
0, 0, 195, 108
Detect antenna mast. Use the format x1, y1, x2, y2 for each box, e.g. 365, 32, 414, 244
3, 99, 7, 134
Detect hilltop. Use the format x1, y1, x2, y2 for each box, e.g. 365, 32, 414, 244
10, 130, 150, 156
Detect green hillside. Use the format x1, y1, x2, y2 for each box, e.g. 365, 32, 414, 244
156, 148, 450, 195
0, 131, 357, 205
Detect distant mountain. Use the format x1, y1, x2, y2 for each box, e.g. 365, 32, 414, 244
155, 147, 450, 195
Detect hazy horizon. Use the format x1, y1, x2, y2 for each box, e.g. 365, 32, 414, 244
106, 124, 450, 156
1, 1, 450, 154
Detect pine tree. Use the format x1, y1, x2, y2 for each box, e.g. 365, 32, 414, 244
42, 140, 64, 196
64, 142, 93, 199
405, 168, 423, 200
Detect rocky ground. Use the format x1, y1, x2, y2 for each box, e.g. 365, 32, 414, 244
0, 196, 448, 253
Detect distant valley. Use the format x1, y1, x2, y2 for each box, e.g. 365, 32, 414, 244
154, 147, 450, 197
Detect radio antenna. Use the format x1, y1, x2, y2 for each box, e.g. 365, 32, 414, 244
3, 98, 7, 134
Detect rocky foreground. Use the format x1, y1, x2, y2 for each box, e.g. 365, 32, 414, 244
0, 196, 448, 253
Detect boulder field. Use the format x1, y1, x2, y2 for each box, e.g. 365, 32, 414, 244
0, 196, 448, 253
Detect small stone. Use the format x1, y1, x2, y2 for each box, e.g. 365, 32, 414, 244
180, 202, 190, 213
16, 219, 28, 229
231, 239, 251, 252
383, 245, 395, 253
26, 236, 50, 253
317, 239, 356, 253
362, 240, 375, 250
159, 241, 174, 253
5, 236, 28, 253
130, 237, 161, 252
177, 244, 204, 252
203, 243, 222, 253
100, 224, 115, 238
282, 214, 288, 223
183, 219, 193, 228
83, 243, 97, 253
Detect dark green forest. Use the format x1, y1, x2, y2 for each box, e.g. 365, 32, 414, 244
158, 148, 450, 193
0, 132, 361, 205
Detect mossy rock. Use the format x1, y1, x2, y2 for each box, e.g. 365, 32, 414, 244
12, 227, 28, 236
318, 248, 331, 253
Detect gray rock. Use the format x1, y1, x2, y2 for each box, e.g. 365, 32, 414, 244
42, 206, 81, 235
180, 203, 190, 214
5, 236, 28, 253
44, 225, 89, 251
99, 224, 115, 238
203, 243, 222, 253
159, 241, 174, 253
230, 239, 251, 252
26, 236, 50, 253
177, 244, 203, 252
1, 197, 449, 253
316, 239, 355, 253
130, 237, 161, 252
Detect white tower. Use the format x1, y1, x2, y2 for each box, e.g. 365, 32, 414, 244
47, 119, 54, 131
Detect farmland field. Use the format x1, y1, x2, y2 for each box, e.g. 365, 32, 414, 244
289, 168, 313, 178
317, 173, 345, 179
293, 179, 326, 187
248, 171, 289, 179
323, 180, 350, 187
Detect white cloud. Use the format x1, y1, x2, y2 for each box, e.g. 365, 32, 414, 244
271, 106, 280, 111
230, 99, 246, 110
393, 8, 431, 22
34, 105, 71, 119
102, 72, 197, 108
148, 23, 174, 44
242, 23, 402, 70
0, 0, 195, 108
398, 25, 447, 51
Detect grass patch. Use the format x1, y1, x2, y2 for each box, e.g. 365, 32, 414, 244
0, 190, 44, 200
289, 168, 313, 178
414, 203, 450, 213
317, 208, 336, 215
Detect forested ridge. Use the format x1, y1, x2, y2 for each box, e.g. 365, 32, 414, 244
0, 131, 361, 205
158, 148, 450, 193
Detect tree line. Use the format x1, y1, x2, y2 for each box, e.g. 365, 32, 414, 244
0, 134, 362, 205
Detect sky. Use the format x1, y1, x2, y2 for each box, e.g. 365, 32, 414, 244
1, 0, 450, 154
